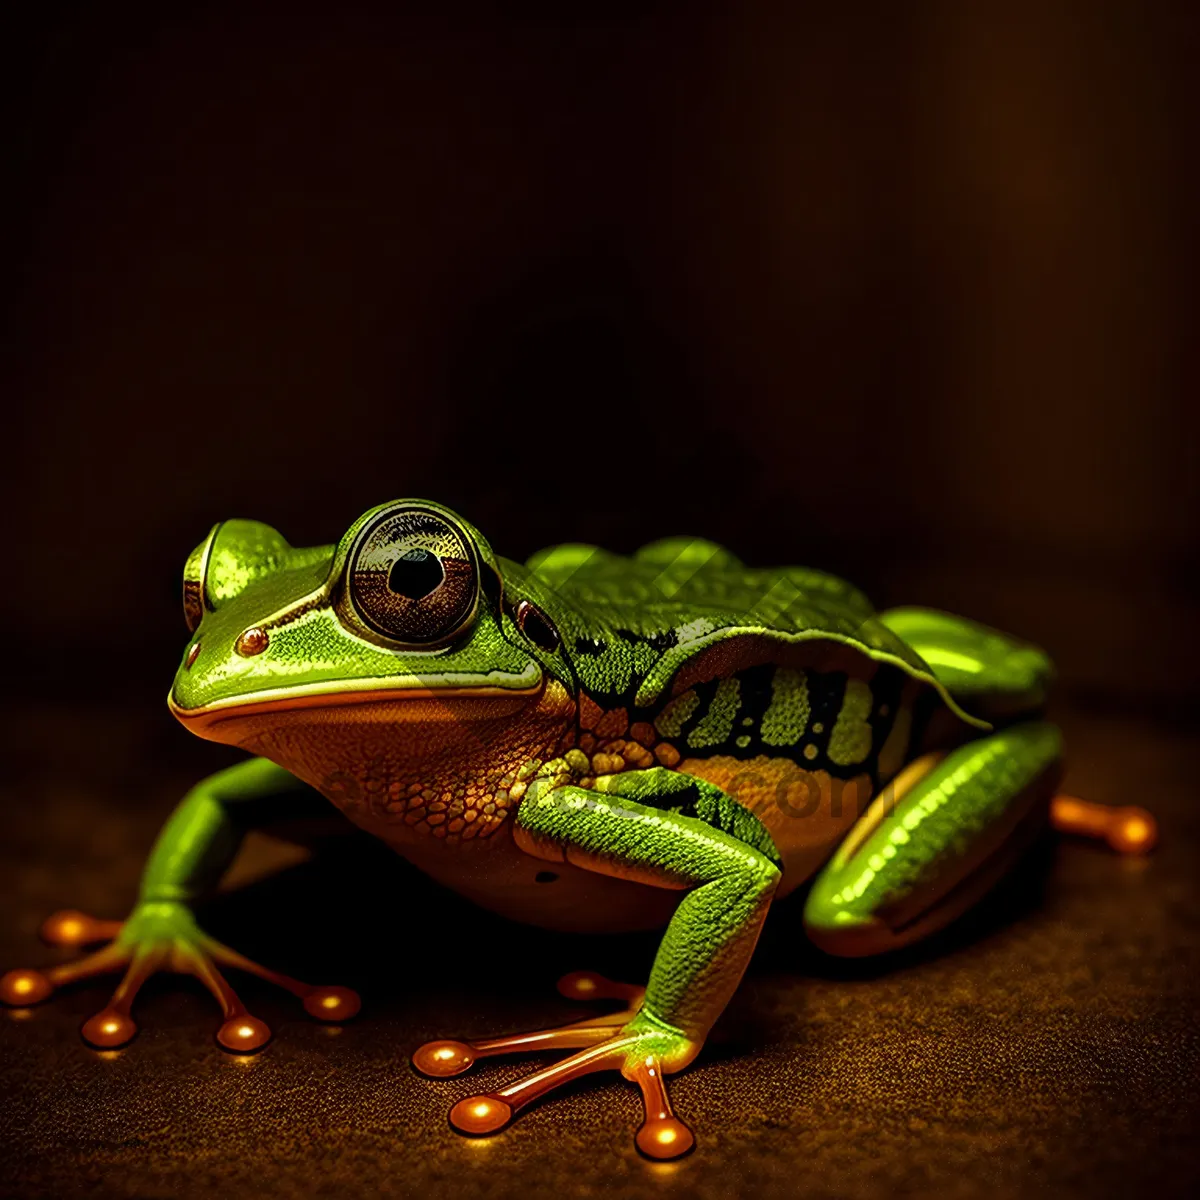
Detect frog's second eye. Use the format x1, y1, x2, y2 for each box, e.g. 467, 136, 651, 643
345, 506, 480, 646
514, 599, 561, 653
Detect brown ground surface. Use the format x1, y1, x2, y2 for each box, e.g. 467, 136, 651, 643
1, 700, 1197, 1200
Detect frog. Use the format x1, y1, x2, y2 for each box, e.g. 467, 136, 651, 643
1, 499, 1157, 1159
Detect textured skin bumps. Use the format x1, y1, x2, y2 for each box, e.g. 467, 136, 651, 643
655, 691, 699, 738
828, 679, 874, 766
687, 679, 741, 748
761, 668, 810, 747
13, 500, 1073, 1162
515, 778, 781, 1040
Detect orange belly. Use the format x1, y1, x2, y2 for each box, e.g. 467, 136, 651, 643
381, 823, 682, 934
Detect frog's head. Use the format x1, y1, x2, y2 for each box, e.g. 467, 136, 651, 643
169, 500, 577, 780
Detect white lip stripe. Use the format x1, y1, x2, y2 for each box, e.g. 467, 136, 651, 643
168, 665, 543, 720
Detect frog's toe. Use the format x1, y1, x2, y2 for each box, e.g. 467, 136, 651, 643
414, 1020, 619, 1078
2, 916, 133, 1009
197, 935, 361, 1028
79, 943, 171, 1048
628, 1054, 696, 1159
556, 970, 645, 1009
413, 1039, 477, 1077
2, 939, 129, 1012
40, 910, 123, 948
412, 970, 644, 1080
443, 1026, 699, 1160
1051, 795, 1158, 854
81, 1006, 139, 1048
302, 985, 362, 1021
173, 943, 272, 1052
0, 967, 54, 1005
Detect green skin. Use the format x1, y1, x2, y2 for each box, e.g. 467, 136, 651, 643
12, 500, 1063, 1129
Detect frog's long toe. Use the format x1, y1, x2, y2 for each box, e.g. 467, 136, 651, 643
0, 911, 129, 1008
412, 970, 643, 1078
416, 972, 693, 1158
41, 909, 125, 947
175, 941, 273, 1051
445, 1031, 696, 1160
80, 945, 166, 1047
1051, 795, 1158, 854
197, 935, 361, 1025
1, 939, 163, 1048
178, 934, 360, 1050
2, 940, 128, 1012
555, 969, 645, 1008
628, 1053, 695, 1159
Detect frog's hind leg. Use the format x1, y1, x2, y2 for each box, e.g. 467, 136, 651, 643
804, 722, 1062, 956
878, 607, 1158, 859
877, 606, 1054, 723
412, 971, 644, 1077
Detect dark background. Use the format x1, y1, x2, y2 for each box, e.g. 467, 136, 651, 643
2, 3, 1198, 1199
3, 0, 1197, 705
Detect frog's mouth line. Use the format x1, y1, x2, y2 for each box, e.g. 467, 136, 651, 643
168, 678, 545, 736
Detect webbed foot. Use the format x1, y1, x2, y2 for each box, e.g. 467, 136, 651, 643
413, 972, 697, 1159
0, 904, 360, 1051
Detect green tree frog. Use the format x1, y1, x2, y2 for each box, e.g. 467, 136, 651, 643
2, 500, 1156, 1158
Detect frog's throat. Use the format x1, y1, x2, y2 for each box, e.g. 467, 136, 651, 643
168, 679, 546, 742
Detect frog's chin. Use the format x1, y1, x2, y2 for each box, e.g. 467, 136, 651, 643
168, 679, 545, 746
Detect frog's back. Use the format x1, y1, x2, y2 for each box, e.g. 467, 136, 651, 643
525, 537, 876, 645
519, 538, 985, 894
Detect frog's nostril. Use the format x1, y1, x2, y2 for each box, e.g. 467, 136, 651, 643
185, 642, 202, 670
235, 627, 270, 657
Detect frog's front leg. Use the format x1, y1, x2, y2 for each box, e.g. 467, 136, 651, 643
414, 769, 781, 1159
0, 758, 359, 1050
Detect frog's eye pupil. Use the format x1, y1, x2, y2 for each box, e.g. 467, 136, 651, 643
344, 505, 480, 646
388, 548, 444, 600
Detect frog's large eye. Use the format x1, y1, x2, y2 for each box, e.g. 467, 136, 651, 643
182, 523, 221, 632
344, 505, 480, 645
181, 520, 302, 632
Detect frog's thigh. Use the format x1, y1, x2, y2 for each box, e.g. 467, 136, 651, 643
878, 606, 1053, 717
804, 722, 1062, 957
